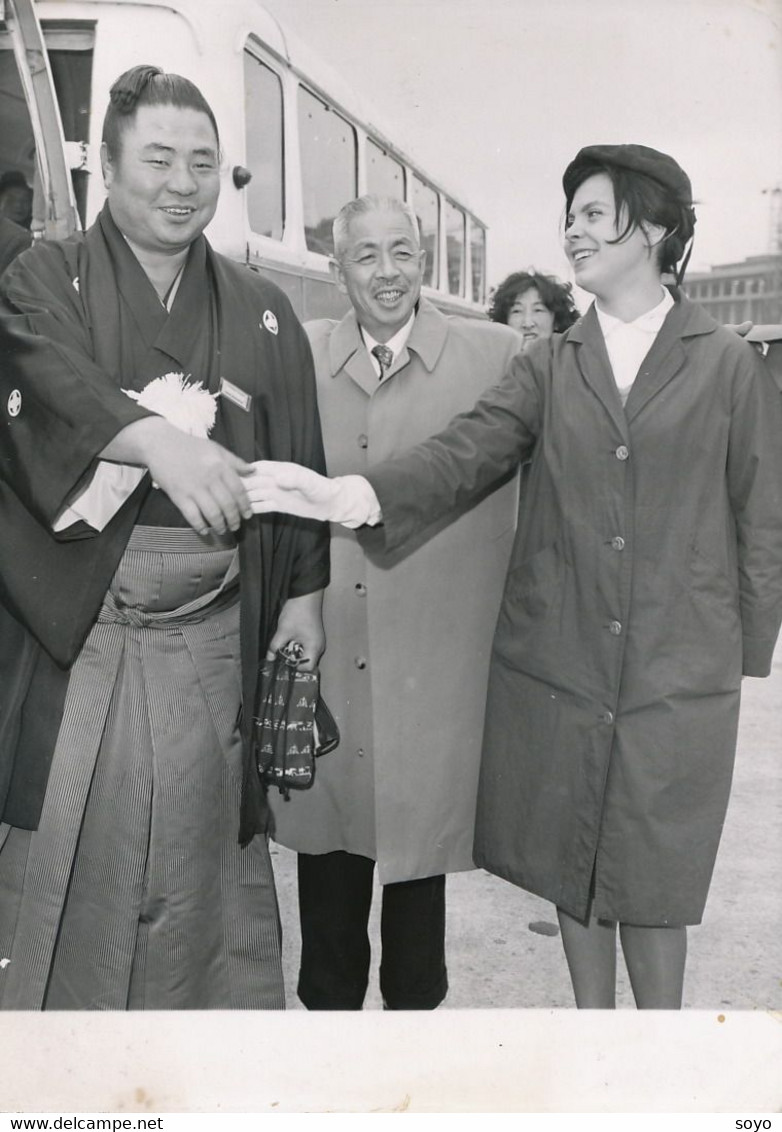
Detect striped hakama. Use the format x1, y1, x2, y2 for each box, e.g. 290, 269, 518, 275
0, 527, 284, 1010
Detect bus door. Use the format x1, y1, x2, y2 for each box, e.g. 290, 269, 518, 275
1, 0, 91, 242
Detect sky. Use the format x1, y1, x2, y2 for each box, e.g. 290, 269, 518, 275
261, 0, 782, 298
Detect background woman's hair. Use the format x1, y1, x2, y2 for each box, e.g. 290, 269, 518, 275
488, 270, 580, 332
102, 65, 220, 160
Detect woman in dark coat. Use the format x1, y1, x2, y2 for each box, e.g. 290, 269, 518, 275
248, 145, 782, 1009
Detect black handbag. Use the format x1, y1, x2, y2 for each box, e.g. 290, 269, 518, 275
254, 642, 339, 799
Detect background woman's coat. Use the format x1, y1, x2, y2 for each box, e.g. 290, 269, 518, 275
368, 296, 782, 924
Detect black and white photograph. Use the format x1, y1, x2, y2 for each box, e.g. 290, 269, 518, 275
0, 0, 780, 1117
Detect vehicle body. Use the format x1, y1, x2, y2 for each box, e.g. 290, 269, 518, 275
0, 0, 489, 320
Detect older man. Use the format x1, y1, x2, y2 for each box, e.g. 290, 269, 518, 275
0, 65, 328, 1010
268, 194, 521, 1010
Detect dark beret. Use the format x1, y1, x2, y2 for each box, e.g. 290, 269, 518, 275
563, 144, 693, 207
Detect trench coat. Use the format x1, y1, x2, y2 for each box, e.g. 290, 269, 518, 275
269, 299, 521, 883
367, 294, 782, 923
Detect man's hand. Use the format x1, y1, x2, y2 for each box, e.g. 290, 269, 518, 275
245, 461, 380, 528
146, 432, 254, 535
267, 590, 325, 672
101, 417, 254, 535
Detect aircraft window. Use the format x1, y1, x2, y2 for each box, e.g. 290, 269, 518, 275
243, 51, 284, 241
445, 199, 465, 297
411, 174, 439, 289
470, 220, 486, 304
366, 139, 404, 198
298, 86, 356, 256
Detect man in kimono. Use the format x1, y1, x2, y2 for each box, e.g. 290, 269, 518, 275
0, 65, 328, 1010
268, 194, 521, 1010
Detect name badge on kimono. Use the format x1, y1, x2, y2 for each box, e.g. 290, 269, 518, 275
218, 377, 252, 412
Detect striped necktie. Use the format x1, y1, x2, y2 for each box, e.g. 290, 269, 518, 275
371, 344, 394, 381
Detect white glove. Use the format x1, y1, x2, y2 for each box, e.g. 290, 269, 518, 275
244, 461, 382, 529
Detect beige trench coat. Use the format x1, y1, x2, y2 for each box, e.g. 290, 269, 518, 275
269, 299, 521, 883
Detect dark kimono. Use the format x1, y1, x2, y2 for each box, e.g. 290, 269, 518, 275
0, 206, 328, 1008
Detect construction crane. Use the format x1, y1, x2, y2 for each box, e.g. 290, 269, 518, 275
762, 184, 782, 255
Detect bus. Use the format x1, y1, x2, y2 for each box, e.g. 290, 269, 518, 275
0, 0, 489, 320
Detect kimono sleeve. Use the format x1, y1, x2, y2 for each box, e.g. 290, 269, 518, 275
726, 346, 782, 676
273, 296, 329, 598
366, 348, 544, 552
0, 243, 152, 528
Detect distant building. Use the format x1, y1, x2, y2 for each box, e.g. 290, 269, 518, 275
684, 254, 782, 324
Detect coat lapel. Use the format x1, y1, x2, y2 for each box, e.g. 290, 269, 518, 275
328, 310, 377, 396
624, 295, 716, 423
327, 298, 449, 396
404, 298, 449, 373
567, 295, 718, 430
566, 307, 629, 439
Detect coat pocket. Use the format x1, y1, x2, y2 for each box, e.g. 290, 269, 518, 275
688, 541, 737, 609
505, 542, 563, 619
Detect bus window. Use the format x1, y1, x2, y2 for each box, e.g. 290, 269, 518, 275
0, 21, 92, 234
445, 199, 465, 297
366, 138, 404, 198
411, 173, 438, 289
48, 45, 92, 229
298, 86, 356, 256
470, 220, 486, 305
243, 50, 284, 240
0, 36, 36, 222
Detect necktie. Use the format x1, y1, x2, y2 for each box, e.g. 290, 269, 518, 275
371, 344, 394, 381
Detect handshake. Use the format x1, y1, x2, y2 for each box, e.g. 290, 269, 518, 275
244, 461, 381, 529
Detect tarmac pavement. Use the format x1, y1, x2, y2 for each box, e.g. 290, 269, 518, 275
270, 638, 782, 1011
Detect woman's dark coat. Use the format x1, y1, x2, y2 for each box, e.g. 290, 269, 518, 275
367, 295, 782, 925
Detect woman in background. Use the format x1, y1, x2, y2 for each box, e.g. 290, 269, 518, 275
488, 269, 579, 350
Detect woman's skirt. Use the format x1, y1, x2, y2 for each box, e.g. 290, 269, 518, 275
0, 526, 284, 1010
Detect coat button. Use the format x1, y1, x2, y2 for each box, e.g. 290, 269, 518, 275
357, 434, 368, 449
608, 620, 622, 635
354, 583, 367, 596
602, 710, 614, 724
615, 445, 629, 461
354, 656, 367, 669
611, 536, 625, 551
357, 747, 365, 758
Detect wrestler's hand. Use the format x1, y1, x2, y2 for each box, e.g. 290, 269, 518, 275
147, 432, 254, 535
245, 461, 380, 528
267, 590, 326, 672
101, 418, 254, 535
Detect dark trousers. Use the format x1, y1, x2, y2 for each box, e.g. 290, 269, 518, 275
296, 850, 448, 1010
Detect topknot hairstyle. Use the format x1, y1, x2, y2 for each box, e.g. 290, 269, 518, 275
102, 65, 220, 161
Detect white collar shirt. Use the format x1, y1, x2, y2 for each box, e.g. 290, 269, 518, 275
360, 312, 416, 380
595, 287, 675, 406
